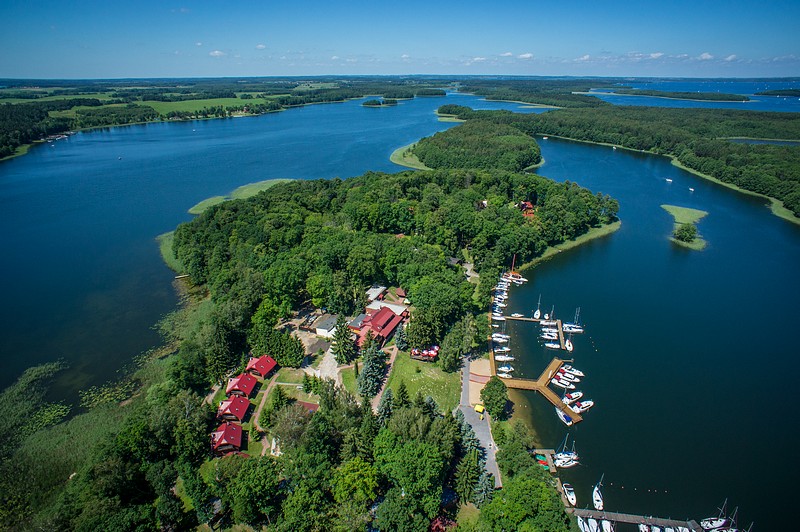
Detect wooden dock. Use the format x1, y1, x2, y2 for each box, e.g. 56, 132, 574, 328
489, 352, 583, 424
570, 509, 703, 531
505, 315, 566, 350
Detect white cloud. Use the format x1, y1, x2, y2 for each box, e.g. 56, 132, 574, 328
650, 52, 664, 59
331, 55, 340, 60
724, 54, 737, 62
577, 54, 591, 62
209, 50, 225, 57
256, 44, 266, 50
195, 42, 202, 47
346, 58, 357, 63
698, 52, 714, 60
401, 54, 410, 59
472, 56, 486, 62
500, 52, 513, 57
518, 53, 534, 60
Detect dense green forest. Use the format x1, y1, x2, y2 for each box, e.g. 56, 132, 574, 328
413, 119, 541, 171
456, 78, 615, 108
755, 89, 800, 97
0, 162, 613, 530
437, 104, 800, 217
613, 89, 750, 101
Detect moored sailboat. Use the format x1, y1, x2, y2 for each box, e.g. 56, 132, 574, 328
533, 294, 542, 320
593, 475, 604, 511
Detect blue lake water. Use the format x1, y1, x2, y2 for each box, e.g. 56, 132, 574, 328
589, 79, 800, 112
1, 83, 798, 529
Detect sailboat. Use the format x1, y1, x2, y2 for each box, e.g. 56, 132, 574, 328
555, 407, 573, 426
565, 335, 574, 353
533, 294, 541, 320
701, 500, 731, 530
563, 482, 577, 506
554, 434, 579, 461
593, 475, 604, 511
563, 307, 584, 333
543, 305, 555, 321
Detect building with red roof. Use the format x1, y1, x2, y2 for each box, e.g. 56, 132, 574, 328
226, 372, 258, 398
217, 395, 250, 422
211, 422, 242, 454
246, 355, 278, 378
357, 306, 404, 347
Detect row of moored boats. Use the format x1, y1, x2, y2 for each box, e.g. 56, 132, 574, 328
492, 273, 527, 377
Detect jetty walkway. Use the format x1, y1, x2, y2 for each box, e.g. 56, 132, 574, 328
570, 509, 703, 531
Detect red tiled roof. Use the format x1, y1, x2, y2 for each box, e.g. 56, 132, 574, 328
395, 287, 406, 297
358, 307, 404, 346
211, 422, 242, 452
217, 395, 250, 422
246, 355, 277, 377
226, 373, 258, 397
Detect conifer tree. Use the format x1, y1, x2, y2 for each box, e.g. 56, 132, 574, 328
331, 314, 356, 365
376, 389, 394, 427
393, 381, 410, 409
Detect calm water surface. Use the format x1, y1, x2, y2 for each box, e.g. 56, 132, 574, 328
502, 137, 800, 529
1, 84, 798, 529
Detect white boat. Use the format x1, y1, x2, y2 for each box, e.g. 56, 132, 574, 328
638, 524, 651, 532
497, 372, 512, 379
555, 434, 579, 461
533, 294, 541, 320
494, 355, 514, 362
651, 527, 662, 532
542, 136, 549, 140
554, 456, 578, 468
498, 365, 514, 372
555, 407, 573, 426
563, 483, 577, 506
557, 370, 579, 382
689, 187, 695, 192
563, 391, 583, 403
545, 342, 562, 350
563, 364, 584, 377
540, 319, 557, 326
492, 315, 506, 321
571, 400, 594, 413
602, 521, 614, 532
588, 518, 600, 532
577, 517, 589, 532
563, 324, 584, 334
495, 346, 510, 352
493, 337, 508, 344
494, 302, 507, 308
700, 517, 730, 530
541, 327, 558, 333
491, 324, 500, 328
511, 313, 523, 318
565, 337, 574, 353
593, 480, 604, 511
551, 378, 575, 390
665, 178, 673, 183
540, 333, 558, 340
492, 333, 510, 339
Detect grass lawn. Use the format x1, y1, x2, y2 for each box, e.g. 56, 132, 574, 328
340, 366, 359, 397
211, 386, 228, 408
389, 143, 430, 170
275, 368, 306, 384
188, 178, 294, 214
384, 351, 461, 413
661, 204, 708, 250
457, 503, 481, 528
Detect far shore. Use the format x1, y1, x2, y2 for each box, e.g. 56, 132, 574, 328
576, 90, 751, 104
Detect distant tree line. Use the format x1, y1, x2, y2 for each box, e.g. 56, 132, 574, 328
614, 89, 750, 101
457, 78, 615, 108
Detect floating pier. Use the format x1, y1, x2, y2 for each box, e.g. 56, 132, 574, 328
504, 315, 566, 350
570, 509, 703, 531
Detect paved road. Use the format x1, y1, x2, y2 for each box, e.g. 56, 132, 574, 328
457, 357, 502, 487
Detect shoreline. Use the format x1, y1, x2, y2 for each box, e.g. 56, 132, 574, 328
389, 142, 431, 170
661, 205, 708, 250
517, 221, 622, 273
578, 90, 751, 104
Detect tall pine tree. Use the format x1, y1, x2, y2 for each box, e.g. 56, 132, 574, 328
331, 314, 356, 365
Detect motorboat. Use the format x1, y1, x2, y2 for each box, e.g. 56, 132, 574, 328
571, 400, 594, 413
563, 483, 577, 506
638, 525, 651, 532
541, 326, 558, 333
497, 372, 512, 379
593, 480, 604, 511
540, 319, 557, 326
565, 338, 574, 353
563, 324, 584, 334
545, 342, 562, 350
494, 302, 507, 308
511, 313, 523, 317
557, 370, 579, 382
563, 364, 585, 377
495, 346, 510, 352
493, 337, 508, 344
551, 379, 575, 390
494, 355, 514, 362
665, 178, 673, 183
540, 333, 558, 340
602, 521, 614, 532
562, 391, 583, 404
498, 364, 514, 372
492, 315, 506, 321
555, 407, 573, 426
492, 333, 510, 339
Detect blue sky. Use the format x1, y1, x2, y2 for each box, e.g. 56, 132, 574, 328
1, 0, 798, 78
